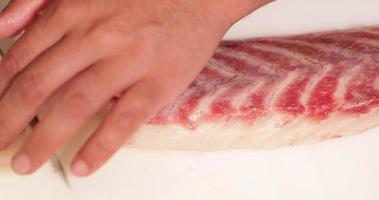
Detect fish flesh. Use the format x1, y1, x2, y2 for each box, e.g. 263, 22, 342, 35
1, 25, 379, 182
105, 26, 379, 150
5, 26, 379, 153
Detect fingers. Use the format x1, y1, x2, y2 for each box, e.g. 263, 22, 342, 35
71, 79, 170, 177
0, 35, 100, 150
10, 59, 141, 174
0, 5, 69, 95
0, 0, 50, 38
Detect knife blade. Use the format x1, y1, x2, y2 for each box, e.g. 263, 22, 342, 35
30, 117, 71, 188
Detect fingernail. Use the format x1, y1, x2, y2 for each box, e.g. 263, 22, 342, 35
12, 153, 31, 174
72, 160, 89, 177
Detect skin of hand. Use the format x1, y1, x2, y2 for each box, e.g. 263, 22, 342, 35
0, 0, 271, 177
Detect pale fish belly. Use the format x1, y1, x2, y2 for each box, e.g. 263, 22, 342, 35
117, 26, 379, 150
8, 25, 379, 153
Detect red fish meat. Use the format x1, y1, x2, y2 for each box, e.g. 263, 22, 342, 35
92, 26, 379, 150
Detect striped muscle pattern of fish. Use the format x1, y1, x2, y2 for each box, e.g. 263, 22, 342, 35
79, 26, 379, 150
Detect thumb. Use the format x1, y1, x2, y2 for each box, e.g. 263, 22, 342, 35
0, 0, 50, 38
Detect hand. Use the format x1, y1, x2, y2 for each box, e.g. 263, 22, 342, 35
0, 0, 269, 176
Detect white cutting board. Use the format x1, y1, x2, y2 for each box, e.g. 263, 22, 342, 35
1, 0, 379, 199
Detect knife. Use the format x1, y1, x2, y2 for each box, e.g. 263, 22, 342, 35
1, 39, 71, 188
30, 117, 71, 189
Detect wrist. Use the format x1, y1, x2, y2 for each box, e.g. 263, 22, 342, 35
215, 0, 273, 26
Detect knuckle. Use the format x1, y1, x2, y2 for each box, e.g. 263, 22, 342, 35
1, 53, 22, 79
130, 30, 157, 52
63, 90, 94, 114
87, 24, 115, 47
124, 32, 153, 58
67, 91, 91, 107
114, 103, 146, 131
87, 23, 149, 50
14, 71, 44, 102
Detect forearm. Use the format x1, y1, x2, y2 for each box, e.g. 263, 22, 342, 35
217, 0, 273, 25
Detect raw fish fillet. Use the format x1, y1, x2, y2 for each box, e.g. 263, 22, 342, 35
110, 26, 379, 150
8, 26, 379, 152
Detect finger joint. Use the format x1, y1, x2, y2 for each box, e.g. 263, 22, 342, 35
1, 53, 23, 80
62, 90, 96, 116
13, 71, 45, 103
